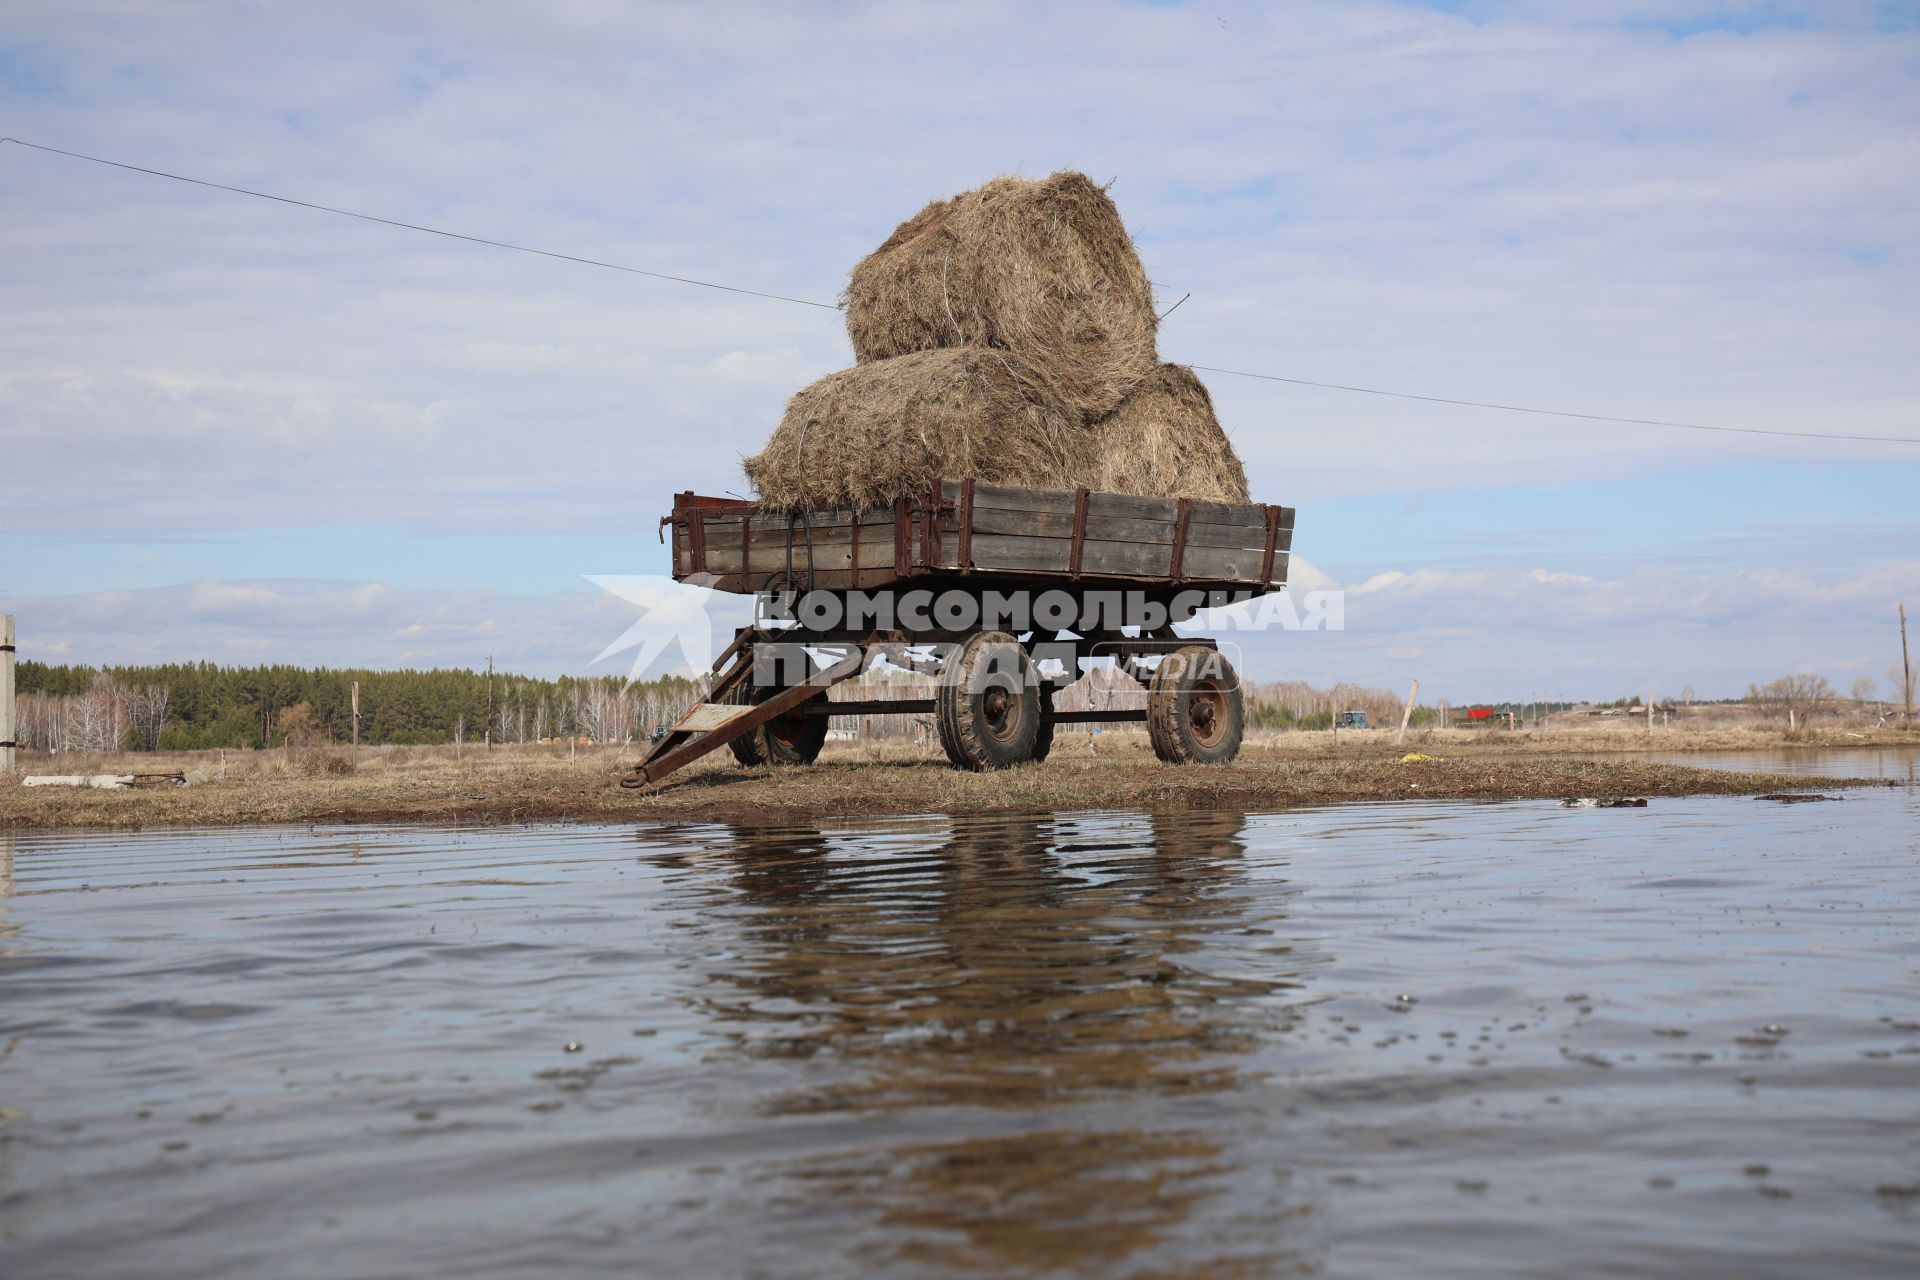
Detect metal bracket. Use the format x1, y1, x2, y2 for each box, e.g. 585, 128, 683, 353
1069, 487, 1090, 579
1170, 497, 1192, 582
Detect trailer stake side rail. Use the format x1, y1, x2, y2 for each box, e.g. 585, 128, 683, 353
662, 481, 1293, 597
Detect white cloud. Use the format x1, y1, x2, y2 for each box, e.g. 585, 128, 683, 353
1221, 556, 1920, 699
0, 577, 756, 680
0, 0, 1913, 541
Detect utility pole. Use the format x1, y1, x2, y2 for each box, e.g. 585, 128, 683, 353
1396, 678, 1420, 746
351, 680, 361, 747
1896, 606, 1912, 725
1, 615, 16, 775
486, 654, 494, 749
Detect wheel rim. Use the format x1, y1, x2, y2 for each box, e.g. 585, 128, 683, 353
767, 713, 811, 750
1188, 679, 1227, 748
979, 682, 1018, 743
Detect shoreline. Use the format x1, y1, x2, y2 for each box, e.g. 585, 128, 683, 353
3, 734, 1904, 832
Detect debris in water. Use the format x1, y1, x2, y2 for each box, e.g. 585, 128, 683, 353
1756, 793, 1840, 803
1562, 797, 1648, 808
564, 1042, 583, 1053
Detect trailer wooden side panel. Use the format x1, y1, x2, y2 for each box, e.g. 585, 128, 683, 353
665, 483, 1294, 596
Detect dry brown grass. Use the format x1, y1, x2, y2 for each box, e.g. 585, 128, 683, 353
842, 171, 1158, 423
744, 349, 1082, 511
1082, 363, 1250, 503
3, 730, 1896, 832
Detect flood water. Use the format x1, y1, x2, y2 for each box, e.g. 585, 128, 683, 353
1637, 746, 1920, 783
3, 756, 1917, 1277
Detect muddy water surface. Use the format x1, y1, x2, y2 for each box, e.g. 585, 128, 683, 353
2, 777, 1917, 1277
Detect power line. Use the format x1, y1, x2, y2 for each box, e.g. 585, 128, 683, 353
0, 136, 842, 310
1182, 364, 1920, 445
6, 136, 1916, 446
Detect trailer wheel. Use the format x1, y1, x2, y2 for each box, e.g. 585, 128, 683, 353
936, 631, 1041, 770
1147, 646, 1243, 765
723, 678, 828, 767
1029, 687, 1059, 767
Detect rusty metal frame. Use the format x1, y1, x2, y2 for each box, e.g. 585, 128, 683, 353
957, 478, 975, 572
893, 497, 910, 578
1260, 503, 1281, 587
1169, 497, 1192, 582
920, 481, 940, 568
1069, 487, 1090, 579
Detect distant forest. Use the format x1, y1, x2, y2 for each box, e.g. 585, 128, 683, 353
18, 658, 1448, 751
14, 661, 704, 752
19, 658, 1737, 755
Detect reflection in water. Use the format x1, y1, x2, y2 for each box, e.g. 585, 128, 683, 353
653, 812, 1318, 1272
694, 813, 1302, 1108
2, 789, 1917, 1279
0, 831, 15, 1213
1640, 746, 1920, 784
787, 1129, 1273, 1277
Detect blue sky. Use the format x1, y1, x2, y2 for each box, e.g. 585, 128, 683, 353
2, 0, 1916, 702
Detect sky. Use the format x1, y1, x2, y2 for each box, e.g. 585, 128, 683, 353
2, 0, 1917, 703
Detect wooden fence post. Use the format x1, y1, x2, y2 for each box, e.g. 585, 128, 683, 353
1, 615, 15, 774
1896, 602, 1912, 725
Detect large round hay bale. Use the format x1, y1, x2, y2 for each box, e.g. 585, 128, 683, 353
1078, 364, 1249, 503
744, 350, 1081, 511
842, 172, 1159, 423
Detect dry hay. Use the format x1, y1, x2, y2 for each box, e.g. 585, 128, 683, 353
842, 171, 1159, 422
1078, 363, 1249, 503
744, 349, 1081, 511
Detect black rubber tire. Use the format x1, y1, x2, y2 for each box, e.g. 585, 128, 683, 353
723, 678, 828, 767
1147, 646, 1244, 765
935, 631, 1041, 771
722, 679, 765, 766
1030, 681, 1058, 763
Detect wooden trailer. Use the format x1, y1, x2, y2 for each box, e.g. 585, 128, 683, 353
624, 481, 1295, 788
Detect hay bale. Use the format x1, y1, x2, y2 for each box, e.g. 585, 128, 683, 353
1078, 364, 1249, 503
744, 350, 1081, 511
843, 171, 1158, 422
